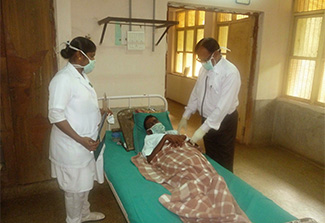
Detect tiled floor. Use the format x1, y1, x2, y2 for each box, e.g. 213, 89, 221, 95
1, 179, 126, 223
1, 99, 324, 223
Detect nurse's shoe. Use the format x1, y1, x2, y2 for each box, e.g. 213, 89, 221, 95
81, 212, 105, 222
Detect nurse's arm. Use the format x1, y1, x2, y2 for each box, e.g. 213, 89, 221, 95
54, 120, 99, 151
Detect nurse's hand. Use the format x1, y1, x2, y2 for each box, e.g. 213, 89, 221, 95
79, 137, 99, 151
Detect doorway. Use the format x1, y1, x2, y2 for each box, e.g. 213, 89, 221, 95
216, 13, 259, 143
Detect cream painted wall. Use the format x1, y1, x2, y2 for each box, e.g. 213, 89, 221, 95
54, 0, 168, 100
54, 0, 292, 102
72, 0, 169, 98
54, 0, 72, 69
253, 0, 292, 100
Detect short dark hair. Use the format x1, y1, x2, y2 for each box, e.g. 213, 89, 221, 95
60, 36, 96, 59
144, 115, 155, 130
195, 38, 220, 53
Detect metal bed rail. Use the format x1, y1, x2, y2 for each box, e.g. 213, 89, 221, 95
97, 94, 168, 111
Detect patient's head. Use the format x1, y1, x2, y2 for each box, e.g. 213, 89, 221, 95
144, 115, 165, 134
144, 115, 159, 130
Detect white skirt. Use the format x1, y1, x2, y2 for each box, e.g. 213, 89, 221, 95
51, 145, 105, 193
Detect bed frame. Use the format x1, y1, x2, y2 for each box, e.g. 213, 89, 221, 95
99, 94, 298, 223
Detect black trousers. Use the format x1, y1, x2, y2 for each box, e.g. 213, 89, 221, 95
202, 110, 238, 173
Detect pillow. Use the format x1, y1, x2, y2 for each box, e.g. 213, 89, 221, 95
133, 111, 173, 153
117, 108, 135, 151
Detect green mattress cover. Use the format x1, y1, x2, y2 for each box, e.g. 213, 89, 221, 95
104, 131, 297, 223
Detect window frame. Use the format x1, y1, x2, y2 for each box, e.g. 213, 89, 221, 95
174, 10, 205, 78
172, 10, 250, 78
283, 8, 325, 106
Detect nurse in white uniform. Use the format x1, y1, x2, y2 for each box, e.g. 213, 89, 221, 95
48, 36, 106, 223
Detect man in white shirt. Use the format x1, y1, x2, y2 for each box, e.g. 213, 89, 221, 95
178, 38, 241, 172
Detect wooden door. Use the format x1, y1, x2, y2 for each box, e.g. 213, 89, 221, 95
1, 0, 57, 185
223, 15, 258, 143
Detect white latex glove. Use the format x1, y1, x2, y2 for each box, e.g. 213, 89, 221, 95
177, 117, 188, 133
191, 128, 206, 143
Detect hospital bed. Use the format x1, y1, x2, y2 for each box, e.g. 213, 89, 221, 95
100, 94, 298, 223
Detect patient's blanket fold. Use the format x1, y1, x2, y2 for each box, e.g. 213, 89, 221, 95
131, 143, 251, 223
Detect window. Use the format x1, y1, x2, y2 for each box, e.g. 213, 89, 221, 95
285, 0, 325, 105
175, 10, 205, 77
173, 10, 249, 78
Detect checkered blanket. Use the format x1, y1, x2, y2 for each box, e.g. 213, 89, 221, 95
131, 142, 251, 223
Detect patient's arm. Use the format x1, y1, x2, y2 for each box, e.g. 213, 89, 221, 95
147, 134, 186, 163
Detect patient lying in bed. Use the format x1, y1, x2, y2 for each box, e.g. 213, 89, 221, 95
141, 115, 199, 163
131, 115, 251, 223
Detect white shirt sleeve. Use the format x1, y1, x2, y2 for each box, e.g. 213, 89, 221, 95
141, 134, 165, 157
48, 108, 66, 124
48, 74, 71, 111
48, 72, 71, 124
141, 130, 179, 157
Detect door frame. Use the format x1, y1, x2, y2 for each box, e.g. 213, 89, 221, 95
215, 12, 260, 144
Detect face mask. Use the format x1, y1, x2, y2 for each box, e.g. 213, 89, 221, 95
202, 59, 214, 70
201, 52, 215, 71
83, 59, 96, 74
149, 123, 166, 134
68, 44, 96, 74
